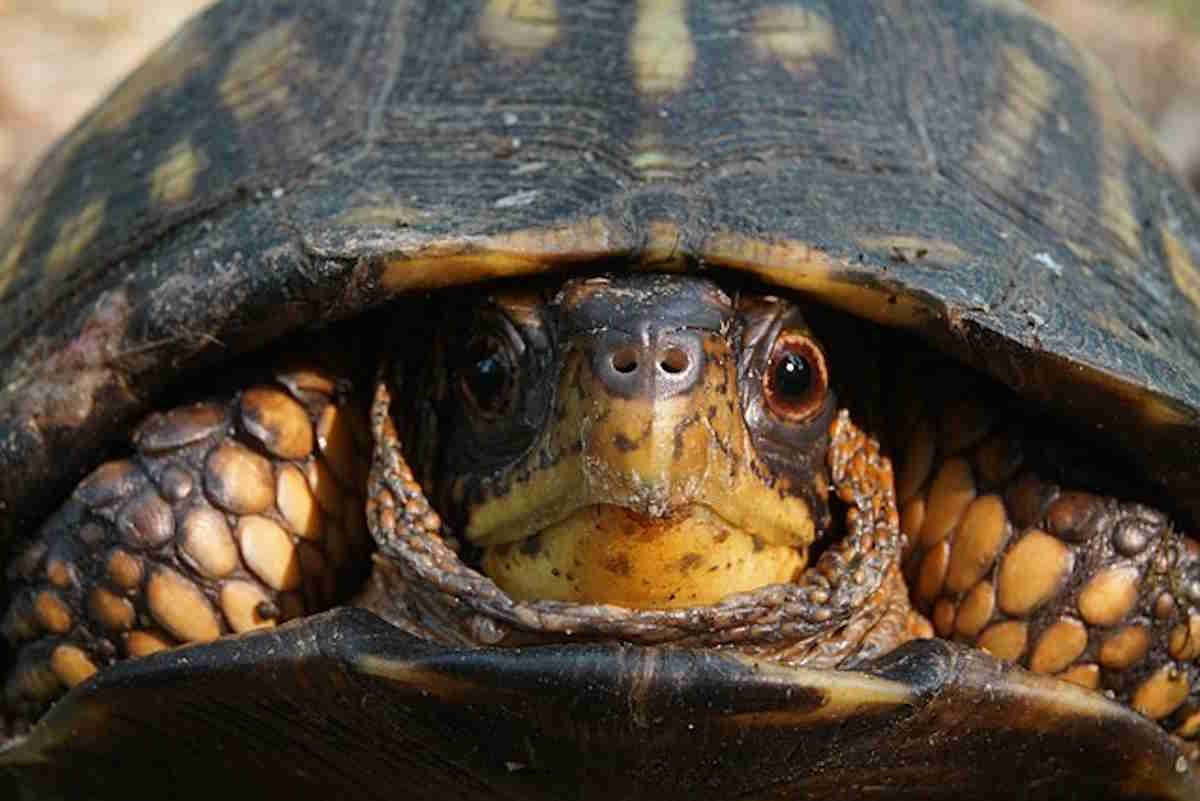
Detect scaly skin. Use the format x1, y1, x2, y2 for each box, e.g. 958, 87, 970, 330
894, 357, 1200, 737
0, 363, 374, 737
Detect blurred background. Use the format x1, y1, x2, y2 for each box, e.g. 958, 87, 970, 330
0, 0, 1197, 221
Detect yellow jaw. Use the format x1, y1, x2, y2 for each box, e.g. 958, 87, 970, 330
482, 504, 805, 608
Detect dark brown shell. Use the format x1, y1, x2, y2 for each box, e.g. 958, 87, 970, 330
1, 1, 1200, 797
1, 608, 1195, 801
3, 0, 1200, 551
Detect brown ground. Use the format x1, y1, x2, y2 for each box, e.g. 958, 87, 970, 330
0, 0, 214, 221
1031, 0, 1200, 187
0, 0, 1197, 222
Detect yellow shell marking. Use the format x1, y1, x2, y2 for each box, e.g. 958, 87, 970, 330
1161, 223, 1200, 311
150, 138, 206, 206
0, 21, 207, 294
970, 45, 1058, 206
219, 20, 303, 123
702, 229, 933, 330
378, 216, 626, 291
724, 657, 914, 726
640, 220, 688, 268
750, 5, 837, 75
630, 0, 695, 97
0, 213, 38, 298
1075, 47, 1162, 259
45, 197, 106, 279
95, 32, 211, 133
1097, 169, 1141, 258
628, 125, 699, 178
478, 0, 560, 57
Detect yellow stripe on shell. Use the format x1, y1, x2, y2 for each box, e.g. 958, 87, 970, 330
628, 128, 698, 179
0, 212, 36, 299
630, 0, 695, 97
701, 229, 935, 329
1161, 222, 1200, 312
639, 219, 689, 268
968, 45, 1058, 220
95, 31, 211, 134
1074, 44, 1166, 261
45, 197, 106, 279
378, 217, 631, 291
219, 20, 304, 123
478, 0, 560, 58
721, 658, 916, 726
149, 138, 207, 206
750, 5, 837, 75
354, 657, 499, 702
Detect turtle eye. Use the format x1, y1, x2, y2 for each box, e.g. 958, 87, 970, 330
459, 334, 517, 419
764, 331, 828, 422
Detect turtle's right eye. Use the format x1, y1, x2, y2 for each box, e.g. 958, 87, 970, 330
763, 331, 829, 424
459, 334, 518, 419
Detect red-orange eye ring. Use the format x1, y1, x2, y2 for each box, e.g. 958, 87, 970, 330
764, 331, 828, 422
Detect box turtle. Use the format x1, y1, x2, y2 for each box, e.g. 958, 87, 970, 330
1, 1, 1200, 799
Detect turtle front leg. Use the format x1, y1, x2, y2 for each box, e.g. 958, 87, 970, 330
1, 363, 372, 735
897, 360, 1200, 740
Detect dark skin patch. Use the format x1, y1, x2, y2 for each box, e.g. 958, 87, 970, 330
712, 530, 730, 544
672, 412, 700, 461
519, 533, 543, 556
677, 553, 702, 574
613, 433, 637, 452
604, 553, 632, 577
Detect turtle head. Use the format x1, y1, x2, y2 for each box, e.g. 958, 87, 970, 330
424, 274, 837, 609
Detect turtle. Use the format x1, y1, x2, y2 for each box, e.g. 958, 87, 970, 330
1, 0, 1200, 799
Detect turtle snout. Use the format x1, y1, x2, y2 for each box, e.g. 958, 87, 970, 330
590, 328, 705, 400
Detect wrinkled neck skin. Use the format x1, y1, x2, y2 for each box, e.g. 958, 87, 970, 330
363, 274, 920, 666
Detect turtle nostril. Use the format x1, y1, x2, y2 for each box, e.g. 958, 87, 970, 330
611, 346, 639, 374
659, 347, 689, 374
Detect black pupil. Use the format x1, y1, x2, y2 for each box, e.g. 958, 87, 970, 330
773, 351, 812, 399
465, 343, 510, 412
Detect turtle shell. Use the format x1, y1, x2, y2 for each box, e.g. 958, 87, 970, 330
2, 0, 1200, 548
1, 0, 1200, 797
0, 607, 1194, 801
